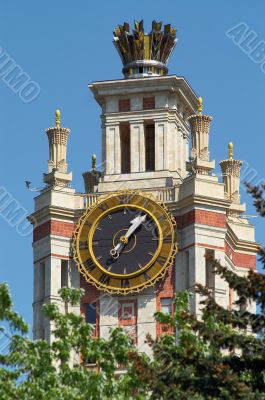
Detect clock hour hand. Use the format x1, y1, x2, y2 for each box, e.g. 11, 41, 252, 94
110, 214, 147, 259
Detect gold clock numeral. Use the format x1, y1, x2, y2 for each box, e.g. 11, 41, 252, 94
119, 194, 132, 204
119, 196, 127, 204
98, 202, 109, 212
99, 273, 110, 285
79, 240, 88, 250
84, 221, 92, 229
121, 279, 130, 288
144, 272, 150, 281
83, 258, 95, 272
143, 198, 150, 208
163, 235, 172, 243
157, 255, 168, 265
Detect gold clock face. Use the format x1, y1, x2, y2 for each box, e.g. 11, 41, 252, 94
73, 191, 176, 295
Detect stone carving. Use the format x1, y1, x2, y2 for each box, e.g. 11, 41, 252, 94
43, 110, 72, 187
189, 114, 212, 161
220, 143, 243, 204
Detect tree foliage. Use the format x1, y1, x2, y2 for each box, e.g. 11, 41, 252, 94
0, 286, 144, 400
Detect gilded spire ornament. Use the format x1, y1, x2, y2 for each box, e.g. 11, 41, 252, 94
228, 141, 233, 160
198, 97, 203, 115
92, 154, 97, 171
55, 109, 61, 129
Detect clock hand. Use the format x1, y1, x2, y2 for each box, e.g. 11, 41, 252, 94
110, 214, 147, 258
123, 214, 146, 241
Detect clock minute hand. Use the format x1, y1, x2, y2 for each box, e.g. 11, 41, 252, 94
110, 214, 147, 258
124, 214, 146, 240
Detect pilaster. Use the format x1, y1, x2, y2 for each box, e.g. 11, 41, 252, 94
154, 119, 168, 170
105, 122, 120, 175
130, 120, 144, 173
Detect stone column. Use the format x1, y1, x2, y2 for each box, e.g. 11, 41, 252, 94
167, 121, 176, 171
44, 256, 63, 343
176, 123, 188, 175
154, 119, 168, 170
105, 122, 120, 175
99, 295, 118, 340
219, 142, 243, 204
213, 250, 228, 308
183, 131, 189, 171
137, 289, 156, 357
138, 122, 145, 172
189, 246, 206, 316
130, 120, 144, 173
101, 116, 106, 175
33, 261, 45, 339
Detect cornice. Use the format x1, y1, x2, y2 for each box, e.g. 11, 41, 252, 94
167, 194, 231, 214
28, 205, 80, 226
89, 75, 197, 114
226, 226, 260, 255
104, 108, 190, 131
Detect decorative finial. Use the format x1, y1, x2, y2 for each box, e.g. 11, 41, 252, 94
55, 109, 61, 129
198, 97, 203, 115
92, 154, 96, 171
113, 20, 177, 78
228, 141, 233, 161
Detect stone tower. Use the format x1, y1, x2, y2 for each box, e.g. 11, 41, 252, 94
30, 20, 258, 352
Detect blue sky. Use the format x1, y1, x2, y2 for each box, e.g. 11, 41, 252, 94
0, 0, 264, 329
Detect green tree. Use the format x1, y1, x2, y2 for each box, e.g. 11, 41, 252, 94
0, 286, 146, 400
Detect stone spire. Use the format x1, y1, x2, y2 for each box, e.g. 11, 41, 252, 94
187, 97, 215, 174
219, 142, 243, 204
43, 109, 72, 187
82, 154, 101, 193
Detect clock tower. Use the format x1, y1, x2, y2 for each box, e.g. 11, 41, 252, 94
30, 20, 258, 354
